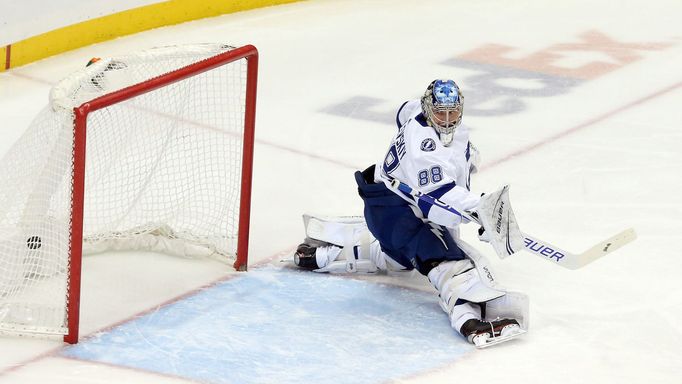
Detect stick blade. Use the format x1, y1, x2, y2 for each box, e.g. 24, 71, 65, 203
577, 227, 637, 268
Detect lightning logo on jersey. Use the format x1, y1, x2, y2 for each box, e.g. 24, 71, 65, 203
420, 138, 436, 152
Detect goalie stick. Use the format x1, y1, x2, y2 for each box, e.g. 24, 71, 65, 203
522, 229, 635, 270
385, 177, 636, 270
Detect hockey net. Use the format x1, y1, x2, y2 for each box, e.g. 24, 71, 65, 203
0, 44, 257, 343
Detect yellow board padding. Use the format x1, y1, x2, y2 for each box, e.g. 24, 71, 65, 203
2, 0, 301, 72
1, 45, 7, 70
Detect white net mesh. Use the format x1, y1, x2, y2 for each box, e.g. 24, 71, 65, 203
0, 44, 249, 336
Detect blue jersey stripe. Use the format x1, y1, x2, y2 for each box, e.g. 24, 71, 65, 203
418, 181, 456, 217
395, 101, 409, 129
415, 113, 429, 127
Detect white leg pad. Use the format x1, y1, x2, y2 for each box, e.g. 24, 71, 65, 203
427, 259, 506, 315
314, 240, 411, 274
454, 239, 502, 289
453, 240, 530, 329
303, 214, 378, 274
485, 291, 530, 330
451, 302, 481, 331
303, 213, 368, 246
301, 213, 413, 274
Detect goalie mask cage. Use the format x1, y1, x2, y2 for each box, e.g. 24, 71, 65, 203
0, 44, 258, 343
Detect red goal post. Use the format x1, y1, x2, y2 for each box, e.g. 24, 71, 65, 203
66, 44, 257, 343
0, 44, 257, 344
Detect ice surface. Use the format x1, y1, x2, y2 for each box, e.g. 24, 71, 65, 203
62, 266, 469, 384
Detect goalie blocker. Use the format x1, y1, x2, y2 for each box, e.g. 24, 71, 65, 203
469, 185, 525, 259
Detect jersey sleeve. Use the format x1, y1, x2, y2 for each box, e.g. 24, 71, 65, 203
395, 100, 421, 128
425, 185, 480, 227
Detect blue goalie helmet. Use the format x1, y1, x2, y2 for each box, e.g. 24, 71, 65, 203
421, 79, 463, 146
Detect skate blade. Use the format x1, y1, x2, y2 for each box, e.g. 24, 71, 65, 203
474, 328, 527, 349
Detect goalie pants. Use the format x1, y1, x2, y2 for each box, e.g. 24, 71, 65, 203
354, 165, 466, 275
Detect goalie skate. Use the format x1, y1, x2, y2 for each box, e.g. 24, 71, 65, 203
473, 326, 526, 349
461, 318, 526, 349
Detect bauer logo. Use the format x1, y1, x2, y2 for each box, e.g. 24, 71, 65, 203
420, 138, 436, 152
524, 237, 565, 262
495, 201, 504, 233
483, 266, 494, 283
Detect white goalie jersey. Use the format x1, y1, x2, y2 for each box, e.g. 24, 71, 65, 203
374, 100, 481, 228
